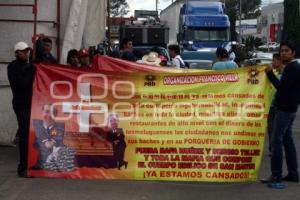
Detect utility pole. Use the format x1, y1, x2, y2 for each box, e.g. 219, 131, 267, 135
156, 0, 158, 12
107, 0, 111, 44
238, 0, 242, 43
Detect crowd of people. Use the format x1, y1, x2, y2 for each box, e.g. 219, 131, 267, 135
6, 34, 300, 187
12, 34, 240, 70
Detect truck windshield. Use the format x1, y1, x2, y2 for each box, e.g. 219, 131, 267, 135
186, 29, 229, 41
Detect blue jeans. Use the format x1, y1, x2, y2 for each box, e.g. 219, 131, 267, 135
267, 106, 276, 153
271, 109, 299, 178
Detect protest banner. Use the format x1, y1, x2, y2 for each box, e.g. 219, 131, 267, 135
28, 57, 272, 182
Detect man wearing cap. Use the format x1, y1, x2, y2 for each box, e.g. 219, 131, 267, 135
7, 41, 35, 177
78, 48, 91, 68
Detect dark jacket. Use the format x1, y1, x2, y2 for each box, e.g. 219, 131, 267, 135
33, 120, 65, 165
107, 128, 127, 148
267, 60, 300, 112
33, 120, 65, 148
35, 38, 57, 64
7, 59, 35, 110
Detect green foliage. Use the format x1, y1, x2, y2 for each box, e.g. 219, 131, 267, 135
241, 0, 261, 19
234, 45, 248, 64
225, 0, 238, 41
245, 36, 263, 51
225, 0, 261, 41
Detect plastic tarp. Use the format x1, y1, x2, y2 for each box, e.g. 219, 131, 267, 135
60, 0, 107, 64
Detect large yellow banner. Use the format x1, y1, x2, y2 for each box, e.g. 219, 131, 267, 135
29, 64, 272, 182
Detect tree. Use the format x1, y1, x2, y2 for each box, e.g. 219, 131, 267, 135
110, 0, 129, 17
225, 0, 238, 41
241, 0, 261, 19
283, 0, 300, 56
245, 35, 263, 52
225, 0, 261, 41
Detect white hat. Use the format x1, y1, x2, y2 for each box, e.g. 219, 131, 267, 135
142, 52, 161, 66
14, 42, 30, 52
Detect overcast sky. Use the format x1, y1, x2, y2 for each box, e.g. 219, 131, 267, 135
127, 0, 284, 16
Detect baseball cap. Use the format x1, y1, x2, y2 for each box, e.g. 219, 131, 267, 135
78, 48, 89, 58
14, 42, 30, 52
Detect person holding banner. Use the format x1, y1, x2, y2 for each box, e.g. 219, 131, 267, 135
107, 114, 128, 170
263, 40, 300, 188
267, 53, 284, 156
32, 104, 65, 169
7, 41, 35, 178
35, 34, 57, 64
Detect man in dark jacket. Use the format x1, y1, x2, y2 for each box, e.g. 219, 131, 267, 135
7, 41, 35, 177
33, 104, 64, 168
262, 40, 300, 187
107, 114, 128, 170
35, 34, 57, 64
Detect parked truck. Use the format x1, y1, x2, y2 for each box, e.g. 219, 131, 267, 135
119, 18, 169, 47
160, 0, 233, 52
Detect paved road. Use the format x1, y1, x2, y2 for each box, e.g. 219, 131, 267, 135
1, 87, 300, 200
0, 142, 300, 200
0, 87, 17, 145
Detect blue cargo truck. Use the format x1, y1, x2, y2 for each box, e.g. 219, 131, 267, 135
160, 0, 234, 52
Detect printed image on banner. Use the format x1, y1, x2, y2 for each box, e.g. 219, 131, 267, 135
28, 63, 272, 182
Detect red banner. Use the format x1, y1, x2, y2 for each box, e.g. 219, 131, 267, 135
28, 56, 271, 181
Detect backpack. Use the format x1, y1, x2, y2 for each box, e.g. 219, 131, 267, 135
177, 58, 190, 68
